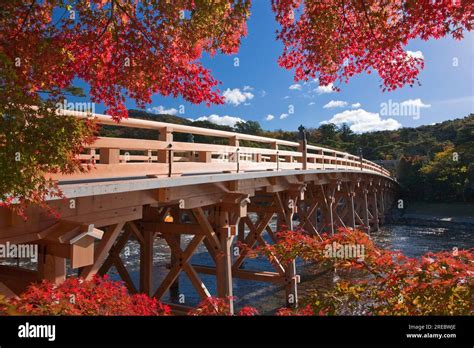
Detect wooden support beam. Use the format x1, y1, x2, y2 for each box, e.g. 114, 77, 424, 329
79, 222, 125, 280
192, 208, 220, 252
140, 226, 154, 296
214, 210, 234, 314
193, 265, 285, 284
232, 213, 273, 270
153, 234, 204, 300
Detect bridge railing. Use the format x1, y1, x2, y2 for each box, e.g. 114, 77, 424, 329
49, 110, 392, 181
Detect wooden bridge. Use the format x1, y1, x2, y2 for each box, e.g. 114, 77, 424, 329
0, 110, 398, 313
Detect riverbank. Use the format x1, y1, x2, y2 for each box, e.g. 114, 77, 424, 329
391, 202, 474, 228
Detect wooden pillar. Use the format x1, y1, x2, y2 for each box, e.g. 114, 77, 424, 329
328, 195, 335, 235
379, 188, 386, 225
372, 189, 379, 231
140, 229, 154, 296
158, 127, 173, 163
349, 191, 356, 229
100, 148, 120, 164
270, 142, 279, 167
363, 188, 370, 234
169, 209, 181, 301
214, 210, 234, 314
277, 193, 298, 308
38, 253, 66, 284
298, 138, 307, 170
198, 151, 212, 163
237, 219, 246, 244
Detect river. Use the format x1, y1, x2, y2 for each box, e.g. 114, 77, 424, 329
108, 221, 474, 314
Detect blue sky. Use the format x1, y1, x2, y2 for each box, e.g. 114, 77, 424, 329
76, 1, 473, 132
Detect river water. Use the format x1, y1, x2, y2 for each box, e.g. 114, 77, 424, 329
108, 221, 474, 314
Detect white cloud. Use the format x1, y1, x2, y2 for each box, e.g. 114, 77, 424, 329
321, 108, 401, 133
308, 102, 316, 106
147, 105, 178, 115
223, 88, 254, 106
283, 95, 290, 99
260, 90, 267, 97
400, 98, 431, 109
351, 102, 361, 108
407, 50, 424, 60
194, 114, 245, 127
323, 100, 348, 109
243, 85, 254, 91
289, 84, 302, 91
304, 78, 319, 85
280, 113, 289, 119
316, 83, 335, 94
265, 114, 275, 121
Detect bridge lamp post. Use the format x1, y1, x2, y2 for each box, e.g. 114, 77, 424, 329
298, 125, 308, 170
358, 147, 363, 171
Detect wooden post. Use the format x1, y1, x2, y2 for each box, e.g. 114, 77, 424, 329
298, 133, 308, 170
214, 210, 234, 314
380, 188, 386, 225
328, 193, 335, 235
372, 189, 379, 231
270, 142, 278, 167
140, 228, 154, 297
276, 193, 298, 308
38, 252, 66, 284
349, 191, 356, 229
100, 148, 120, 164
198, 151, 212, 163
169, 209, 181, 302
158, 127, 173, 163
363, 188, 370, 234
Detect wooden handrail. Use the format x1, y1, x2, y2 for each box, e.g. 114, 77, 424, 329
56, 109, 392, 179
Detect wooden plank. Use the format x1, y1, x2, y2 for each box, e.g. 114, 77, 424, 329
192, 264, 284, 284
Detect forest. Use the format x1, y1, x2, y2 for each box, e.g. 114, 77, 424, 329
100, 110, 474, 203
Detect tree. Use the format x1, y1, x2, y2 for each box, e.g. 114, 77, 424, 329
2, 0, 250, 119
2, 1, 473, 213
1, 0, 250, 212
272, 0, 473, 91
420, 143, 469, 201
317, 123, 338, 146
255, 228, 473, 315
338, 123, 354, 143
234, 120, 263, 135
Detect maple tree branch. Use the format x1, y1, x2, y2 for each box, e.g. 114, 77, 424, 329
96, 0, 115, 43
11, 0, 36, 40
113, 1, 159, 51
360, 0, 383, 49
